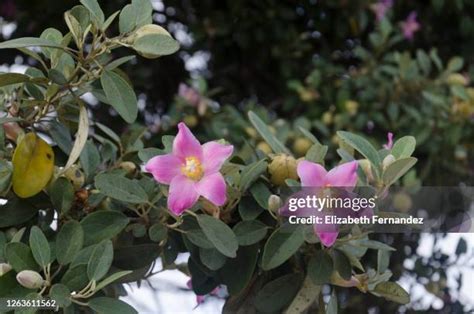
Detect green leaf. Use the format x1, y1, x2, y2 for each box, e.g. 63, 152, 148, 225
255, 274, 303, 313
308, 250, 333, 285
391, 136, 416, 159
148, 223, 167, 242
199, 248, 227, 271
305, 143, 328, 164
119, 4, 136, 33
284, 276, 321, 314
60, 265, 89, 291
337, 131, 381, 172
382, 157, 417, 186
261, 225, 305, 270
112, 243, 160, 270
105, 56, 136, 71
80, 211, 129, 246
332, 249, 352, 280
50, 177, 74, 214
356, 239, 396, 251
248, 111, 290, 154
79, 140, 101, 179
298, 126, 321, 145
250, 181, 272, 210
0, 73, 31, 87
377, 250, 390, 274
80, 0, 104, 26
219, 245, 259, 295
197, 215, 238, 258
29, 226, 51, 268
103, 11, 120, 31
95, 173, 148, 204
49, 284, 71, 307
88, 297, 138, 314
239, 159, 268, 190
0, 37, 63, 50
327, 292, 338, 314
0, 197, 37, 228
87, 240, 114, 281
233, 220, 268, 246
56, 221, 84, 265
132, 34, 180, 57
5, 242, 38, 272
373, 281, 410, 304
446, 56, 464, 73
238, 196, 264, 221
101, 70, 138, 123
132, 0, 153, 28
94, 270, 133, 292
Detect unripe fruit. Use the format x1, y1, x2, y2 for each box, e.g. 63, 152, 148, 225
345, 100, 359, 116
245, 127, 257, 139
16, 270, 44, 289
292, 138, 312, 156
322, 112, 333, 125
393, 192, 412, 212
267, 194, 282, 213
119, 161, 137, 174
63, 165, 85, 190
256, 142, 272, 155
268, 154, 298, 186
0, 263, 12, 276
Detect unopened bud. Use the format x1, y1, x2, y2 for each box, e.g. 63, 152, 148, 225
292, 138, 312, 156
359, 159, 374, 182
268, 154, 298, 186
257, 142, 272, 155
119, 161, 137, 174
16, 270, 44, 289
268, 194, 282, 213
345, 100, 359, 116
0, 263, 12, 276
382, 154, 396, 171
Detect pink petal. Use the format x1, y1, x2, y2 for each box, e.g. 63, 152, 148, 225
202, 141, 233, 174
297, 160, 327, 187
168, 175, 199, 215
196, 295, 206, 304
317, 231, 339, 247
195, 173, 227, 206
326, 161, 358, 187
173, 122, 203, 159
144, 154, 183, 184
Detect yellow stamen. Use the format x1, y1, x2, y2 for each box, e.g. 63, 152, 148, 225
181, 156, 204, 181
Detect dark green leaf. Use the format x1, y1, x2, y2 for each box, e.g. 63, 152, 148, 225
199, 248, 226, 271
80, 0, 104, 26
197, 215, 238, 258
56, 221, 84, 265
49, 284, 71, 307
88, 297, 138, 314
80, 211, 129, 246
332, 249, 352, 280
373, 281, 410, 304
308, 250, 333, 285
29, 226, 51, 267
233, 220, 268, 246
5, 242, 38, 272
337, 131, 381, 173
248, 111, 290, 154
100, 70, 138, 123
254, 274, 303, 313
0, 73, 31, 87
261, 225, 305, 270
87, 240, 114, 281
50, 177, 74, 214
95, 173, 148, 204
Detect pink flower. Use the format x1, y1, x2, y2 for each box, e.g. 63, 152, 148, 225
370, 0, 393, 21
400, 11, 420, 41
383, 132, 394, 149
186, 279, 221, 306
145, 122, 233, 215
278, 161, 359, 247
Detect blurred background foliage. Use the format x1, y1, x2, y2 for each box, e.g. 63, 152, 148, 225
1, 0, 473, 313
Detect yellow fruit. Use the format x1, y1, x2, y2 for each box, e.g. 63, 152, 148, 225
12, 133, 54, 198
256, 142, 272, 155
345, 100, 359, 116
322, 112, 333, 125
292, 138, 312, 156
63, 165, 85, 190
244, 127, 258, 138
268, 154, 298, 186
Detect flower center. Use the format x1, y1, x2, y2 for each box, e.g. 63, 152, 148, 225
181, 156, 204, 181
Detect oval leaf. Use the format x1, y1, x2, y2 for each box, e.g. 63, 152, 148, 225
196, 215, 238, 258
100, 70, 138, 123
29, 226, 51, 268
56, 221, 84, 265
261, 225, 305, 270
